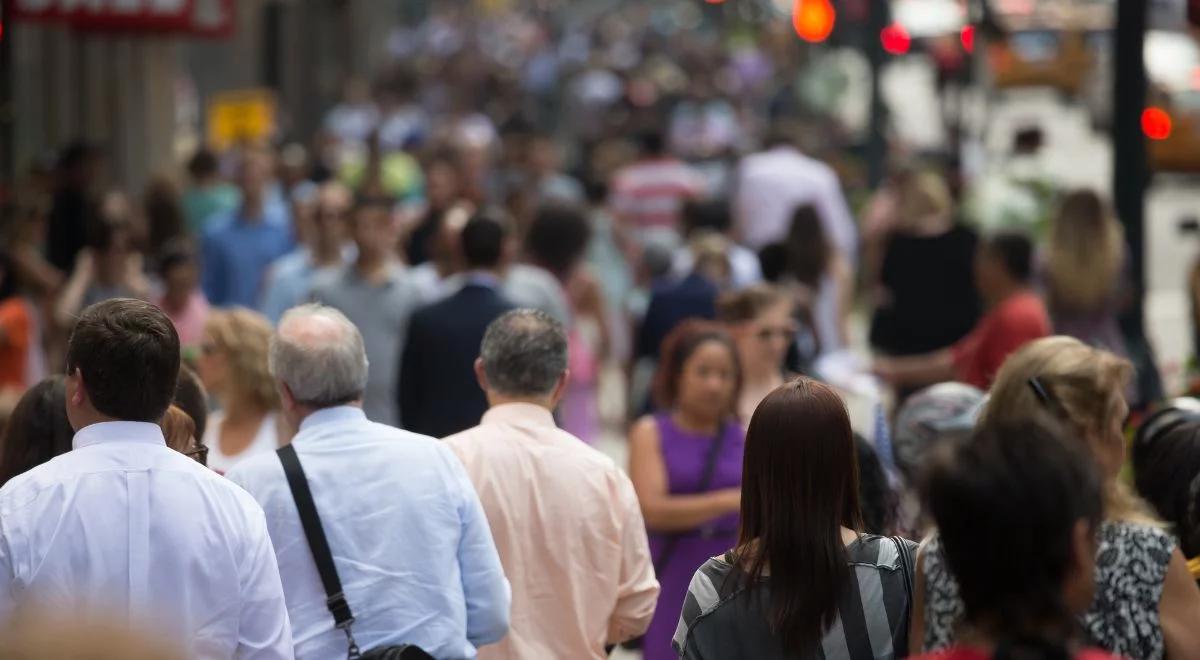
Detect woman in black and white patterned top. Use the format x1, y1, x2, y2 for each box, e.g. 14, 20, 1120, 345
912, 337, 1200, 660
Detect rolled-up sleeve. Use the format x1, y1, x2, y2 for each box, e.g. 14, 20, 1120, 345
451, 452, 511, 647
236, 508, 294, 659
608, 476, 659, 644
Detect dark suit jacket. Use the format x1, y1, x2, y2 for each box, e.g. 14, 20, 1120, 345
399, 283, 516, 438
635, 273, 719, 359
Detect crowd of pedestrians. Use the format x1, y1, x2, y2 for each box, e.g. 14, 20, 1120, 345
0, 4, 1198, 660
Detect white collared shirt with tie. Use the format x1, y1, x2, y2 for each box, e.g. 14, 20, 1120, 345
0, 421, 293, 658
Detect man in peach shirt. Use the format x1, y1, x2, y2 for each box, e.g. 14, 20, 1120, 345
444, 309, 659, 659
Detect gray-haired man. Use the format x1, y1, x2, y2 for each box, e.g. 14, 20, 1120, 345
444, 309, 658, 660
226, 304, 510, 660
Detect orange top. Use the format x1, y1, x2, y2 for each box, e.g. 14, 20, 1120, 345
0, 298, 31, 391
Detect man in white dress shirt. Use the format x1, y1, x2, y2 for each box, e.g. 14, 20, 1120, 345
733, 125, 858, 264
0, 298, 292, 658
227, 303, 510, 659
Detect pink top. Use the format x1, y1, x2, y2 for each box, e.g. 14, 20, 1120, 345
156, 290, 210, 349
443, 403, 659, 659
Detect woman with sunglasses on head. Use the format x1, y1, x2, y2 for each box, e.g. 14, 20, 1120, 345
629, 320, 745, 660
674, 377, 916, 659
718, 284, 796, 422
913, 336, 1200, 660
196, 308, 286, 474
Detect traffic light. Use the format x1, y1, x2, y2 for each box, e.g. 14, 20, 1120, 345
793, 0, 836, 43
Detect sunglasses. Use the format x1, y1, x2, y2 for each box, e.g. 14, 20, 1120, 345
184, 444, 209, 467
755, 326, 796, 342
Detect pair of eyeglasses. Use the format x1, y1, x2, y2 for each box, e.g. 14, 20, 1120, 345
185, 444, 209, 466
756, 326, 796, 342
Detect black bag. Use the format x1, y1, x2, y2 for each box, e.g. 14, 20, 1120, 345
619, 427, 729, 652
278, 444, 436, 660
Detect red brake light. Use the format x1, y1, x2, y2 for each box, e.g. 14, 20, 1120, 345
1142, 107, 1173, 141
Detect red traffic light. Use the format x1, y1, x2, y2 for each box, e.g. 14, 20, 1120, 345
881, 23, 911, 55
793, 0, 836, 43
960, 25, 975, 53
1142, 107, 1173, 141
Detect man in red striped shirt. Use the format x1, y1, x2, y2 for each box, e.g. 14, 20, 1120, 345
608, 130, 707, 240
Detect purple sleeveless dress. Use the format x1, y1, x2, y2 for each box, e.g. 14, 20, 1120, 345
642, 413, 745, 660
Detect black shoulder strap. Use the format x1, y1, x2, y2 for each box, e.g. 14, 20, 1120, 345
653, 426, 730, 574
277, 444, 357, 631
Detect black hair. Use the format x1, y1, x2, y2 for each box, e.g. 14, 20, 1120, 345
1134, 417, 1200, 558
683, 199, 733, 237
66, 299, 181, 423
855, 434, 898, 535
983, 231, 1035, 283
923, 416, 1103, 643
461, 213, 508, 270
187, 148, 220, 180
57, 140, 97, 173
758, 243, 790, 283
786, 205, 830, 288
525, 205, 592, 280
174, 365, 209, 444
0, 377, 73, 487
156, 238, 197, 279
637, 129, 667, 156
0, 251, 17, 302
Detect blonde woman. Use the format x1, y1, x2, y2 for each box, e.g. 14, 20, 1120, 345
1044, 189, 1127, 357
869, 171, 980, 358
912, 337, 1200, 660
196, 308, 285, 473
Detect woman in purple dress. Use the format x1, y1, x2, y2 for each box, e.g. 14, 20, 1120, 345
629, 320, 745, 660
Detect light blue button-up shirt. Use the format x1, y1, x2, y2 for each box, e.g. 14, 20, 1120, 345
226, 406, 510, 659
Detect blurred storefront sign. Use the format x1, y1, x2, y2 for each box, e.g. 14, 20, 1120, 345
207, 88, 276, 151
11, 0, 234, 37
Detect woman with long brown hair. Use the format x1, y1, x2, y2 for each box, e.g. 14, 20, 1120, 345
674, 377, 916, 659
629, 320, 745, 660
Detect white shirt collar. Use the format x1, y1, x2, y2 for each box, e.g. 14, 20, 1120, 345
299, 406, 367, 433
72, 421, 167, 451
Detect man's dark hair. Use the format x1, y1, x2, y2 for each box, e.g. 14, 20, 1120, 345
637, 129, 667, 156
462, 213, 508, 270
66, 299, 181, 422
57, 140, 97, 173
353, 194, 396, 214
983, 231, 1035, 283
923, 416, 1103, 639
480, 309, 568, 397
186, 148, 220, 180
683, 199, 733, 237
173, 365, 209, 443
525, 205, 592, 280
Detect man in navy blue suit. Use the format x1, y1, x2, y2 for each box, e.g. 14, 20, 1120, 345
399, 213, 516, 438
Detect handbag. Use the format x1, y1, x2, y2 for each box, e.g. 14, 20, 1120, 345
278, 444, 436, 660
619, 426, 730, 651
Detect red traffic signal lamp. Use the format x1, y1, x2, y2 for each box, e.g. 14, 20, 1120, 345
793, 0, 836, 43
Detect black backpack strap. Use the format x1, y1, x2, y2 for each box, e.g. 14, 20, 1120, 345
278, 444, 361, 659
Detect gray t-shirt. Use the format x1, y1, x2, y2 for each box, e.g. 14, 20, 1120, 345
310, 264, 416, 427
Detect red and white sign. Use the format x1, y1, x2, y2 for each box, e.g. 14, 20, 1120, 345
12, 0, 235, 37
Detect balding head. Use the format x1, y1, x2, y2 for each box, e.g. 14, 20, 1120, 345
270, 304, 369, 410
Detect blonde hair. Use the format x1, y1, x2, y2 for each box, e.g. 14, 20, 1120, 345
982, 336, 1153, 524
897, 170, 952, 233
1046, 189, 1124, 312
204, 308, 279, 411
